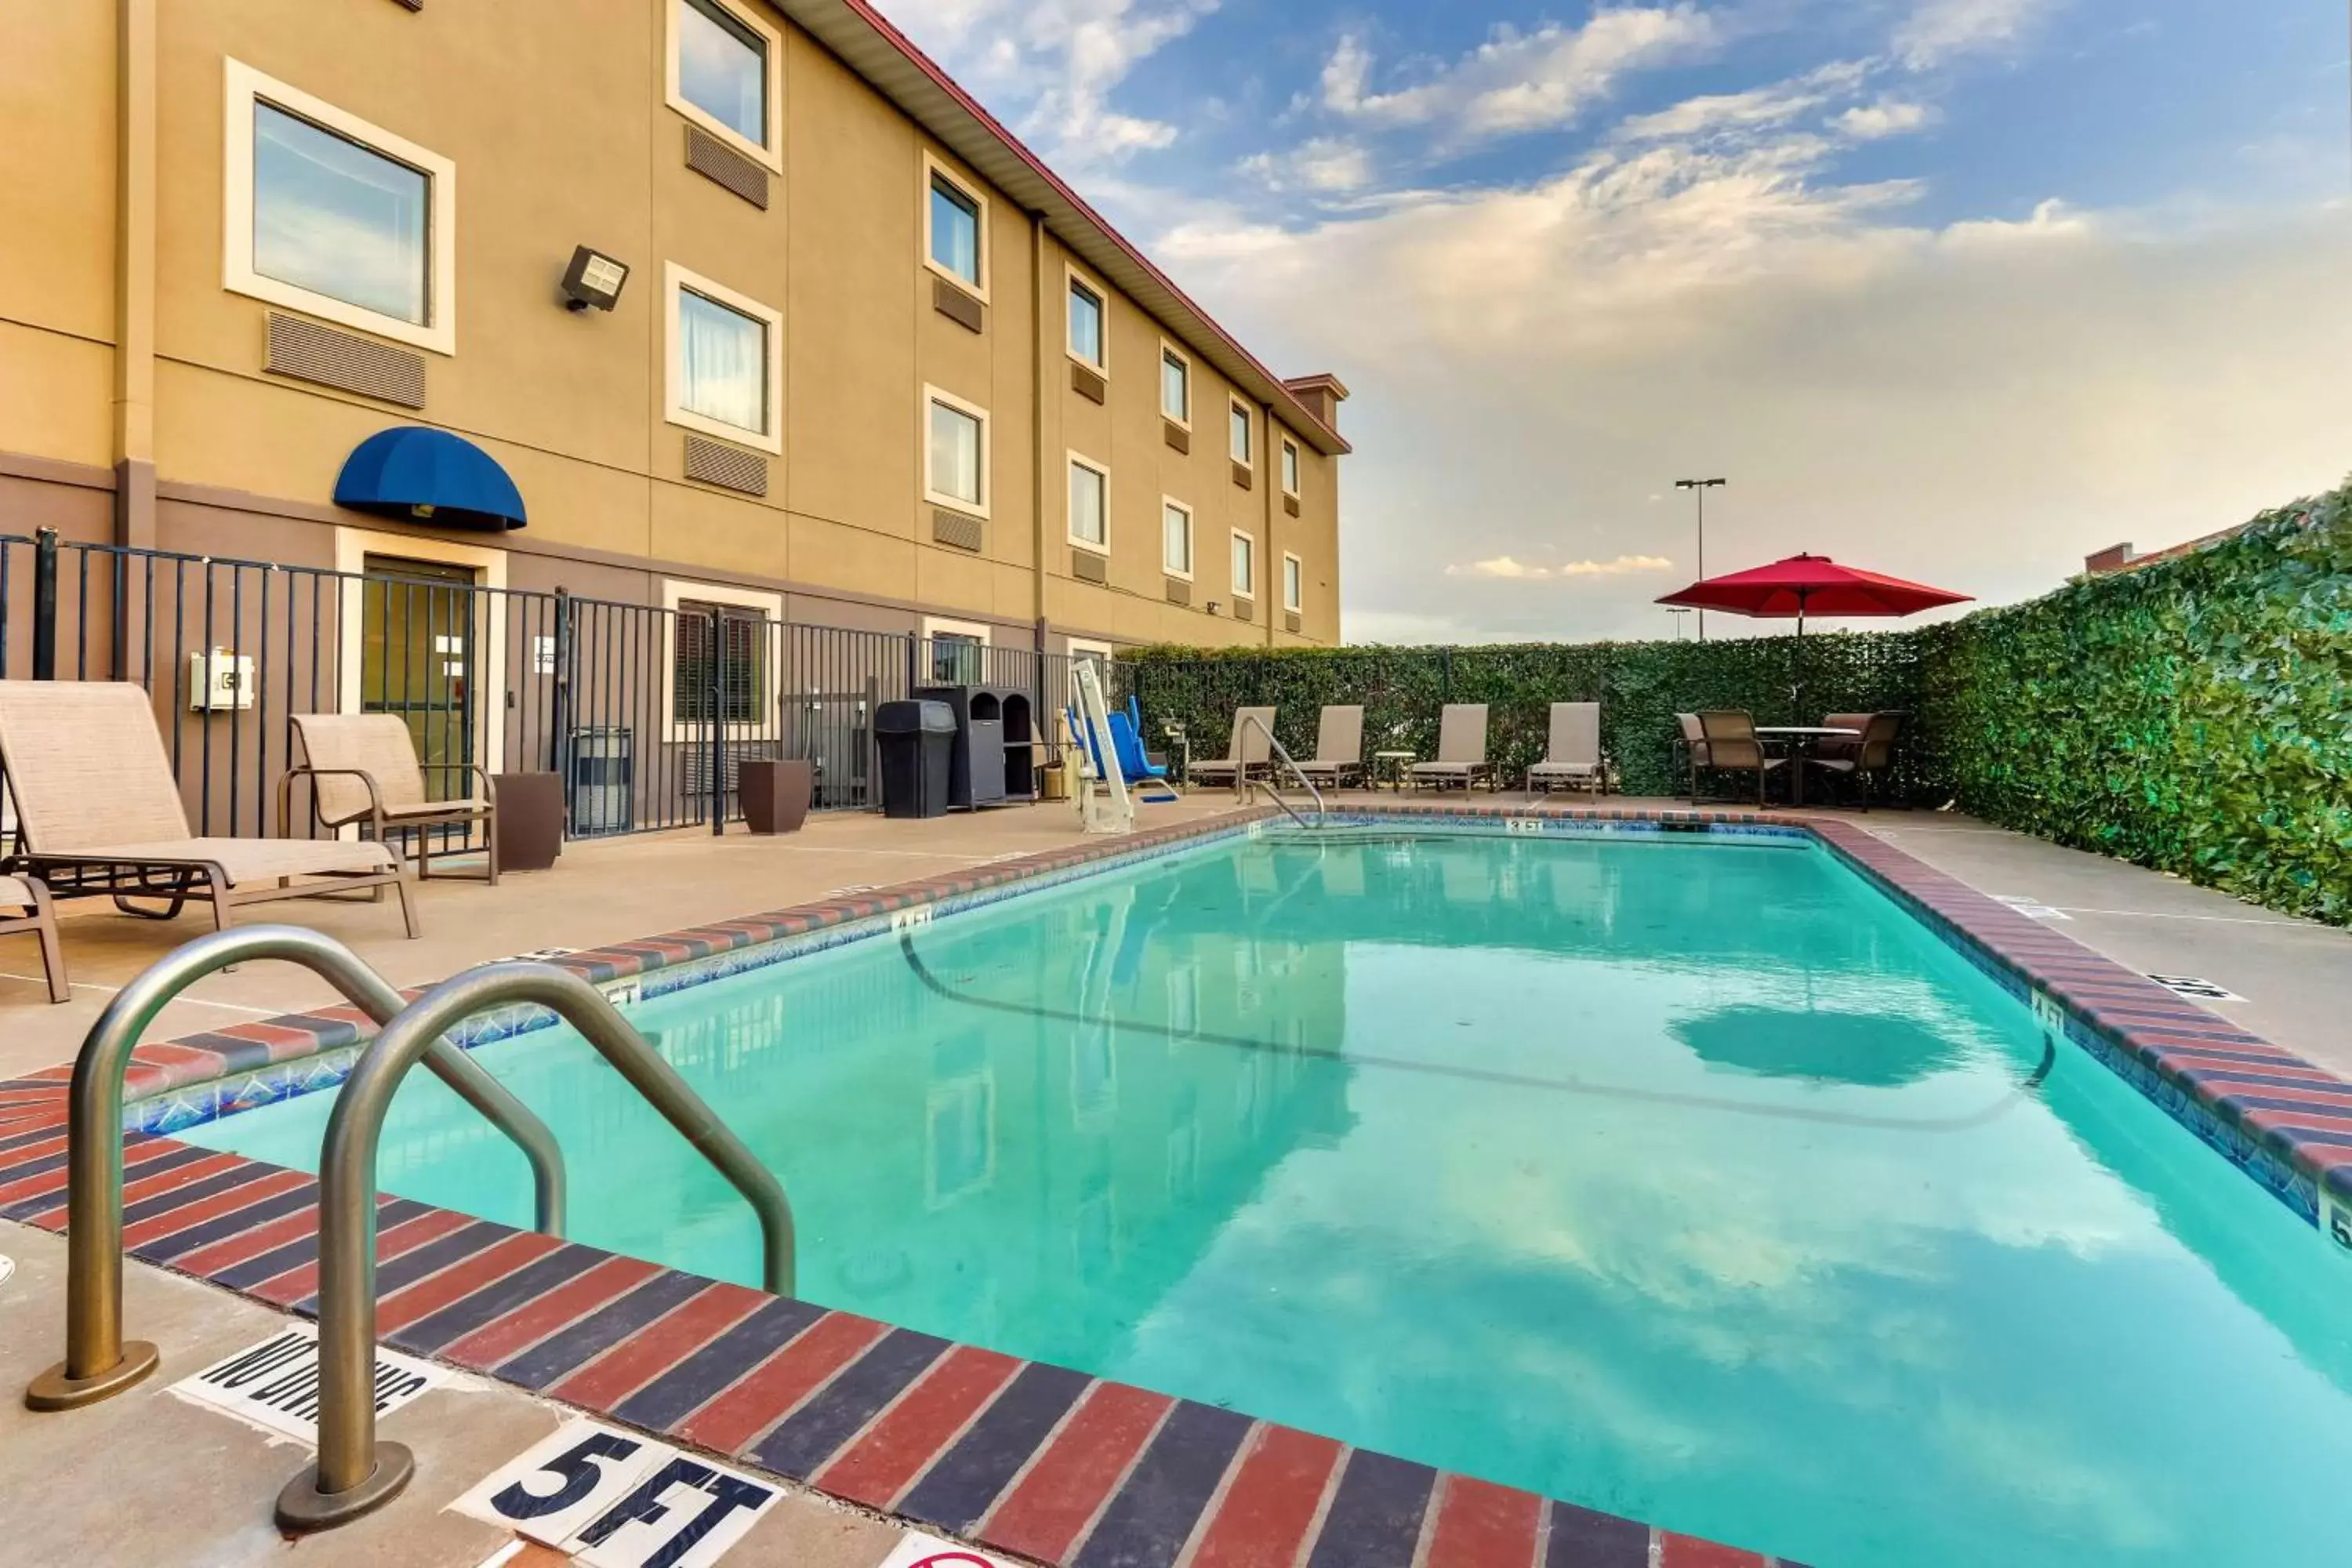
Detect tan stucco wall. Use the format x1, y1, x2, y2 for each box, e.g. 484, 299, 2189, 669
0, 0, 1343, 648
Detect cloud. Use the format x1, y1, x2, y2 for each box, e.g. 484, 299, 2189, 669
1835, 99, 1938, 140
1240, 136, 1375, 194
1446, 554, 1677, 579
1894, 0, 2060, 70
1320, 7, 1719, 147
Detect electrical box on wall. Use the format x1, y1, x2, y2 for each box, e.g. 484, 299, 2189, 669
189, 648, 255, 712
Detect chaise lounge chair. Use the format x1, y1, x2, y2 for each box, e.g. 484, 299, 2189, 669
1410, 704, 1497, 793
0, 681, 416, 936
1292, 705, 1366, 792
0, 873, 67, 1004
281, 712, 500, 884
1526, 702, 1605, 796
1189, 706, 1276, 789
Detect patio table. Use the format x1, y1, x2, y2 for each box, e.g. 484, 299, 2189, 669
1753, 727, 1860, 808
1372, 750, 1415, 792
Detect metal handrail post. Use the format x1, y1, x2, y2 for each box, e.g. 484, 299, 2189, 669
278, 961, 793, 1531
1238, 713, 1326, 827
24, 926, 566, 1413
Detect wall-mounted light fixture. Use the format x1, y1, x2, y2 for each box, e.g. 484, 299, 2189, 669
1205, 601, 1222, 615
561, 246, 630, 312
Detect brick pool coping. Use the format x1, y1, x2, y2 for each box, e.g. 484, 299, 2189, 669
4, 800, 2343, 1567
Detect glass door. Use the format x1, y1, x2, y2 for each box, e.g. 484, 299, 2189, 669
359, 554, 480, 798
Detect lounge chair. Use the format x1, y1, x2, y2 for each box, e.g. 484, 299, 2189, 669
1292, 706, 1366, 791
1694, 710, 1786, 806
281, 712, 500, 884
1806, 712, 1904, 810
1675, 712, 1710, 800
0, 681, 415, 935
0, 873, 67, 1004
1189, 706, 1275, 789
1410, 704, 1496, 792
1526, 702, 1604, 796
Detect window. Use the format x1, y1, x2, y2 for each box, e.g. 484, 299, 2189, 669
922, 617, 991, 684
1230, 401, 1253, 466
1068, 454, 1109, 552
1280, 437, 1301, 498
1067, 272, 1106, 369
673, 599, 767, 724
223, 60, 456, 354
1232, 531, 1257, 599
664, 263, 782, 452
1160, 344, 1190, 425
925, 156, 986, 297
1162, 499, 1194, 578
1283, 552, 1304, 614
666, 0, 782, 169
925, 387, 989, 515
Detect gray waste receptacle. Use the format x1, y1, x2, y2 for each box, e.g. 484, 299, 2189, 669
877, 700, 956, 818
567, 726, 633, 836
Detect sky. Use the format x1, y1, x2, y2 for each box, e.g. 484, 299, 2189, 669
877, 0, 2352, 642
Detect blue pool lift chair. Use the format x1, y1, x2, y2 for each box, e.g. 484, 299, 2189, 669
1069, 699, 1181, 803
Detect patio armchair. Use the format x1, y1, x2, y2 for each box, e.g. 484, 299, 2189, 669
1813, 713, 1878, 765
1188, 706, 1276, 789
1806, 712, 1905, 811
281, 713, 501, 884
1675, 713, 1710, 800
1410, 704, 1497, 792
0, 681, 414, 935
0, 873, 68, 1004
1526, 702, 1604, 796
1292, 705, 1367, 792
1694, 710, 1787, 806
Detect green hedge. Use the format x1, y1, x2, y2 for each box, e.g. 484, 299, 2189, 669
1123, 481, 2352, 924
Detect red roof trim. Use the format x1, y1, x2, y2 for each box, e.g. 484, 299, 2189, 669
809, 0, 1352, 456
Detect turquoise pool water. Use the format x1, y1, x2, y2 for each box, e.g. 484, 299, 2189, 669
187, 829, 2352, 1565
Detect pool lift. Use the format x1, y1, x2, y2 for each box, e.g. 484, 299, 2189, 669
1070, 658, 1135, 835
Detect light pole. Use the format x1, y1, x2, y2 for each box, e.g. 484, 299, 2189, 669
1673, 477, 1726, 640
1665, 608, 1693, 641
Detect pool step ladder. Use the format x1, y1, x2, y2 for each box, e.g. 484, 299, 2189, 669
21, 929, 796, 1539
1237, 711, 1328, 829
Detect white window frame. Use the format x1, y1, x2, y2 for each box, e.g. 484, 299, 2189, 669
663, 0, 786, 172
1158, 340, 1192, 428
1230, 529, 1258, 601
920, 615, 993, 684
1065, 264, 1109, 373
1065, 637, 1116, 665
663, 261, 784, 454
1066, 450, 1111, 555
223, 59, 457, 356
1161, 496, 1195, 580
1229, 398, 1254, 468
659, 577, 783, 742
923, 151, 990, 302
1280, 436, 1302, 499
1283, 550, 1305, 614
924, 385, 992, 517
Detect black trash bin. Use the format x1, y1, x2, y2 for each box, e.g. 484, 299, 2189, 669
877, 699, 956, 818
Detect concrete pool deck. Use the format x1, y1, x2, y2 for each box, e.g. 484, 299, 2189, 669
1, 792, 2346, 1566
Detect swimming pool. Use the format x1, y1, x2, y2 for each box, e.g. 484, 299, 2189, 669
184, 825, 2352, 1566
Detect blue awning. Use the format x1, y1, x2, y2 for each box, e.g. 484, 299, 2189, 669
333, 426, 527, 532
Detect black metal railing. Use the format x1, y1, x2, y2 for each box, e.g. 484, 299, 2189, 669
0, 530, 1107, 840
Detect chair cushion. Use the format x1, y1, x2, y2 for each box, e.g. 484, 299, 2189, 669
37, 837, 395, 887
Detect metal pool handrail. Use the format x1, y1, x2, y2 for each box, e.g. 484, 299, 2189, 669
1236, 712, 1327, 827
277, 960, 794, 1532
23, 925, 565, 1414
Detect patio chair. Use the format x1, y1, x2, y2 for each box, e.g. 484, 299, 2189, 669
1806, 712, 1905, 811
0, 681, 415, 936
1410, 704, 1496, 793
1813, 713, 1878, 766
281, 713, 500, 884
1526, 702, 1604, 796
1292, 705, 1366, 792
1066, 699, 1180, 803
1189, 706, 1276, 789
1675, 713, 1709, 800
1694, 710, 1786, 806
0, 873, 68, 1004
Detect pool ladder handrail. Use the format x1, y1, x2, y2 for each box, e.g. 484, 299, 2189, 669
1235, 713, 1327, 829
24, 925, 567, 1414
277, 960, 795, 1533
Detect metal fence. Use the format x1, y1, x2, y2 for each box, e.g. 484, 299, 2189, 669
0, 530, 1104, 840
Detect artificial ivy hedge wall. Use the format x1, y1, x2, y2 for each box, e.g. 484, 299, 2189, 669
1123, 482, 2352, 923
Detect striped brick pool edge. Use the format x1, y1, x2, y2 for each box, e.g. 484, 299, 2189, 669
7, 801, 2342, 1567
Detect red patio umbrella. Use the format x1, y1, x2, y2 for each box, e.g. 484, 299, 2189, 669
1655, 553, 1970, 636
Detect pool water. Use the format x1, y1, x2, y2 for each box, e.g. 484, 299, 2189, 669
188, 829, 2352, 1566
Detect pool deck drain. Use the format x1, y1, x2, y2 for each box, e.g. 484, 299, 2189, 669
5, 797, 2350, 1566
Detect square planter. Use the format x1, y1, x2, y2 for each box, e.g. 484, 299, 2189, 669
739, 758, 812, 834
492, 772, 564, 872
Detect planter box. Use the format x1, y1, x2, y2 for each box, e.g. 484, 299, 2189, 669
492, 772, 564, 872
739, 758, 812, 834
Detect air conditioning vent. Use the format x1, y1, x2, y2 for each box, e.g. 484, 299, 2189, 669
265, 313, 426, 408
